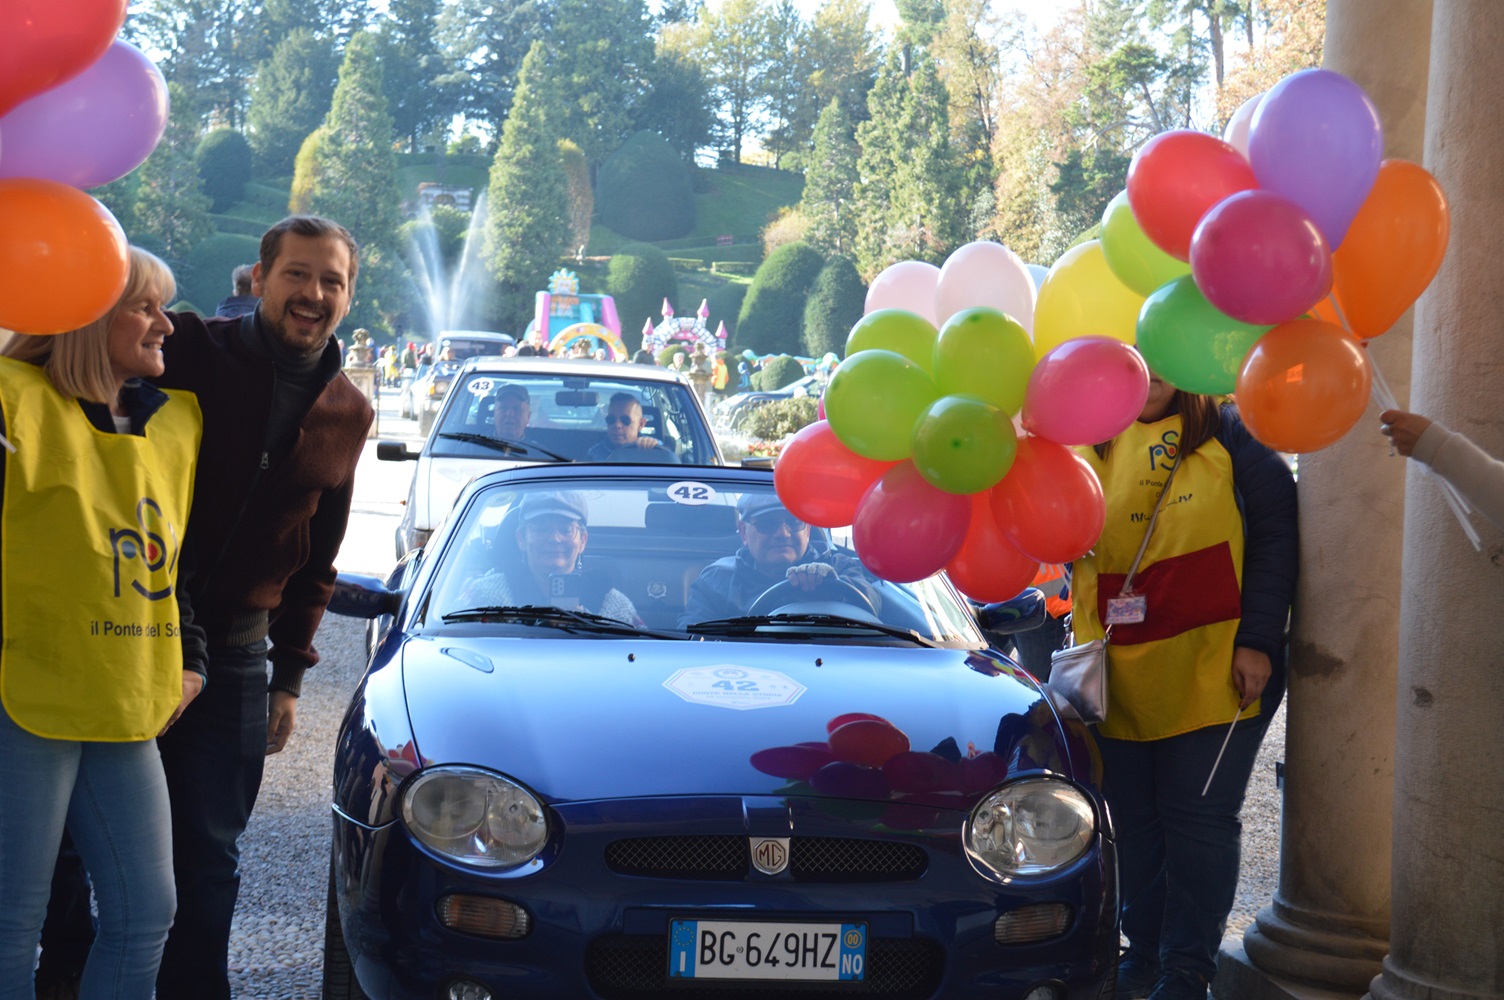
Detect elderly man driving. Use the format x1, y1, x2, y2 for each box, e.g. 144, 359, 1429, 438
679, 494, 877, 626
585, 392, 676, 462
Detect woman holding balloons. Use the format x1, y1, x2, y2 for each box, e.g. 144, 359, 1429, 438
0, 247, 206, 1000
1071, 374, 1297, 1000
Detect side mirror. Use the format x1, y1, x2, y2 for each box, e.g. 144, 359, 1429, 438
328, 572, 403, 619
974, 588, 1047, 635
377, 440, 416, 461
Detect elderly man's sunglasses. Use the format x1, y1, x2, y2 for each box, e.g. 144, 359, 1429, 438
605, 414, 636, 426
747, 512, 808, 534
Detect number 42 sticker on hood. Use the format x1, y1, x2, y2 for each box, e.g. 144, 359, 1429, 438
664, 666, 806, 710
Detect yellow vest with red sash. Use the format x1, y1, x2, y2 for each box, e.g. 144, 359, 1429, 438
0, 357, 201, 741
1073, 415, 1257, 741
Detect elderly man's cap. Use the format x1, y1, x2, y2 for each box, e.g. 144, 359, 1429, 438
736, 493, 788, 520
519, 491, 588, 524
494, 382, 530, 402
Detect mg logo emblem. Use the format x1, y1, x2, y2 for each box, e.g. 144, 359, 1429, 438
750, 837, 790, 875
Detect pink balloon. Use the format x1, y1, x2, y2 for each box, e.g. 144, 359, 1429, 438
865, 260, 940, 327
852, 463, 971, 583
0, 40, 168, 188
935, 240, 1036, 333
1222, 93, 1262, 159
1190, 190, 1333, 326
1022, 337, 1150, 446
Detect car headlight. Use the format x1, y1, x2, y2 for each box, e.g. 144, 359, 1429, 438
429, 380, 450, 397
964, 777, 1094, 878
401, 766, 548, 868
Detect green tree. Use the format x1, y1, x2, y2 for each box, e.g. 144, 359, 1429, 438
377, 0, 450, 151
932, 0, 1003, 199
801, 255, 865, 358
134, 82, 214, 269
245, 29, 338, 177
559, 140, 594, 253
305, 31, 406, 333
686, 0, 770, 163
435, 0, 550, 134
548, 0, 657, 168
125, 0, 258, 128
607, 244, 678, 336
195, 128, 253, 212
736, 241, 825, 355
483, 41, 571, 333
787, 0, 878, 156
596, 131, 696, 242
799, 99, 860, 256
760, 0, 807, 168
634, 47, 718, 162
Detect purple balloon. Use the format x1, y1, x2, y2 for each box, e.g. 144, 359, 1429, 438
1190, 190, 1333, 326
1248, 69, 1383, 250
0, 40, 168, 188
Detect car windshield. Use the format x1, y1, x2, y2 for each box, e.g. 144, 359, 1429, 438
431, 371, 716, 465
424, 476, 983, 646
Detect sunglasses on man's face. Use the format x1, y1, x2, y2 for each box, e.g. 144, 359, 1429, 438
605, 414, 635, 426
747, 513, 808, 534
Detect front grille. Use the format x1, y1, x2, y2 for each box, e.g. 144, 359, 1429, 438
605, 836, 747, 879
606, 837, 928, 883
586, 934, 944, 998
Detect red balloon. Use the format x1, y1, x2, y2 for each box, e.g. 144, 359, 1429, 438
945, 491, 1038, 602
0, 0, 128, 118
750, 745, 836, 781
828, 719, 911, 768
990, 437, 1105, 563
1127, 129, 1258, 261
852, 462, 971, 583
774, 420, 898, 528
826, 712, 891, 735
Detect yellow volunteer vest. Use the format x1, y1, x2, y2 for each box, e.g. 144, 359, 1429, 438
0, 358, 202, 741
1074, 415, 1256, 741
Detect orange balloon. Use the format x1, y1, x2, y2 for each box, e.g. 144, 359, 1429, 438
945, 491, 1039, 603
0, 179, 128, 334
1236, 319, 1372, 453
1330, 159, 1449, 339
989, 436, 1106, 563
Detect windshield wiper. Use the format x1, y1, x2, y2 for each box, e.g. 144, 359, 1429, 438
686, 613, 941, 648
436, 432, 569, 461
440, 603, 682, 639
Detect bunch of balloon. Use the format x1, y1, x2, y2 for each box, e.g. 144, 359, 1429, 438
0, 0, 168, 335
1119, 68, 1449, 454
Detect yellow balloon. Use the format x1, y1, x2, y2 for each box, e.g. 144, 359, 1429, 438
1032, 240, 1146, 358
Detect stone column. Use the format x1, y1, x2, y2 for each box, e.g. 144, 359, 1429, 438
1217, 1, 1431, 995
1368, 3, 1504, 998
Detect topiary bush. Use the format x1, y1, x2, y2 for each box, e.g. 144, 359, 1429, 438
750, 354, 806, 391
196, 128, 254, 213
607, 243, 678, 338
735, 241, 824, 356
657, 344, 688, 367
596, 131, 695, 242
802, 255, 865, 359
738, 396, 819, 439
176, 232, 263, 316
705, 281, 748, 342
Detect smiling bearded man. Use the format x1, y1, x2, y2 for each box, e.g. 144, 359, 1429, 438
36, 215, 375, 1000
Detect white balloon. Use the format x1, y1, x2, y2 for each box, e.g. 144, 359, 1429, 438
1223, 92, 1263, 160
864, 260, 941, 327
934, 240, 1037, 332
1026, 263, 1048, 290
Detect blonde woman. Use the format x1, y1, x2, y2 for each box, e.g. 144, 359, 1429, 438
0, 248, 205, 1000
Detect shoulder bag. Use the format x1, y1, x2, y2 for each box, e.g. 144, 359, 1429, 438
1047, 448, 1184, 723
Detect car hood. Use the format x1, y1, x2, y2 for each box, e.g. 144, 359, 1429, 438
399, 635, 1083, 809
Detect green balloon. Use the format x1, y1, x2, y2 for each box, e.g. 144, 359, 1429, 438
825, 349, 937, 461
911, 395, 1018, 494
932, 308, 1035, 415
1137, 275, 1272, 394
1101, 190, 1192, 297
845, 309, 938, 372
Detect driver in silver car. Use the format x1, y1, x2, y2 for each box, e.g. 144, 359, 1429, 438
679, 494, 879, 626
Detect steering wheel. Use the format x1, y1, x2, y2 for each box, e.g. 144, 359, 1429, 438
608, 445, 679, 464
746, 577, 878, 620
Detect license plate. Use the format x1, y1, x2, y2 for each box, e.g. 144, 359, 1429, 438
668, 919, 867, 981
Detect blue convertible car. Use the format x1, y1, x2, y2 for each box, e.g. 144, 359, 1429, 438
324, 463, 1117, 1000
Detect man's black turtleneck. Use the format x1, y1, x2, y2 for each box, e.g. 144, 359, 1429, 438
241, 310, 328, 465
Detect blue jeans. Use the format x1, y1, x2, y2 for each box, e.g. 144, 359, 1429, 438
154, 641, 270, 1000
1096, 715, 1270, 980
1007, 612, 1069, 681
0, 708, 175, 1000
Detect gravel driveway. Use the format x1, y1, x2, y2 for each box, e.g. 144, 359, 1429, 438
224, 612, 1286, 998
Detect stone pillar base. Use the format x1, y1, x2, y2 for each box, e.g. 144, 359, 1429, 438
1242, 902, 1388, 993
1217, 941, 1363, 1000
1366, 955, 1504, 1000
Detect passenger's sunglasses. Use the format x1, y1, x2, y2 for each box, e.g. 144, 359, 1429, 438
605, 414, 635, 426
747, 513, 808, 534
